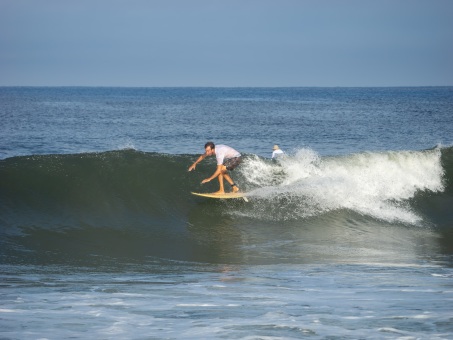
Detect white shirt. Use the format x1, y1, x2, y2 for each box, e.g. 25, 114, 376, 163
215, 145, 241, 165
272, 149, 284, 158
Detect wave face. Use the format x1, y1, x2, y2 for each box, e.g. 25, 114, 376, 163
1, 148, 452, 266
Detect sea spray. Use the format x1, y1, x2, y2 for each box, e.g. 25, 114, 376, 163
238, 148, 445, 224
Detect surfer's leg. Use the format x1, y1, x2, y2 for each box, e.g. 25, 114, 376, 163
214, 172, 225, 194
223, 173, 239, 192
222, 158, 241, 192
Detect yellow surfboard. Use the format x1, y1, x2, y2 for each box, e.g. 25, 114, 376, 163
191, 192, 248, 201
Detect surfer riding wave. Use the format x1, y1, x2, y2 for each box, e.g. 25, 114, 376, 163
188, 142, 242, 194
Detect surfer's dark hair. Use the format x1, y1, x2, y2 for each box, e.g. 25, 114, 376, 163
205, 142, 215, 150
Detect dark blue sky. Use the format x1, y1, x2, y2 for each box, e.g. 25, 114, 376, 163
1, 0, 452, 86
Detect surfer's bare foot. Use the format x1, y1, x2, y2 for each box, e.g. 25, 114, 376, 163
213, 190, 225, 195
232, 185, 239, 193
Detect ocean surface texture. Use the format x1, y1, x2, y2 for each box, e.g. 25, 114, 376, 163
1, 87, 453, 339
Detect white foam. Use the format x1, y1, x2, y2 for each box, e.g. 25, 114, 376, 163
0, 309, 17, 313
241, 148, 444, 223
116, 139, 136, 151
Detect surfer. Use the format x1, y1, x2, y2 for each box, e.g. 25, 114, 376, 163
188, 142, 241, 194
272, 144, 285, 159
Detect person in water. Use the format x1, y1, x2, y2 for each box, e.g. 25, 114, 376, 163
272, 144, 285, 159
188, 141, 241, 194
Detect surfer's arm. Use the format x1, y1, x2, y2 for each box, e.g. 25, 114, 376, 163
188, 153, 207, 171
201, 165, 223, 184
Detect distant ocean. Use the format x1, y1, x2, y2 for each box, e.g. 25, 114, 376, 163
1, 87, 452, 339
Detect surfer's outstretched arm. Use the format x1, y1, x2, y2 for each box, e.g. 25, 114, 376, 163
188, 153, 207, 171
201, 165, 223, 184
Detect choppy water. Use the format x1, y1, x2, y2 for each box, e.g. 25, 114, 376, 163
1, 87, 452, 339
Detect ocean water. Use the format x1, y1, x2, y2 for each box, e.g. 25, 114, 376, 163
1, 87, 453, 339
